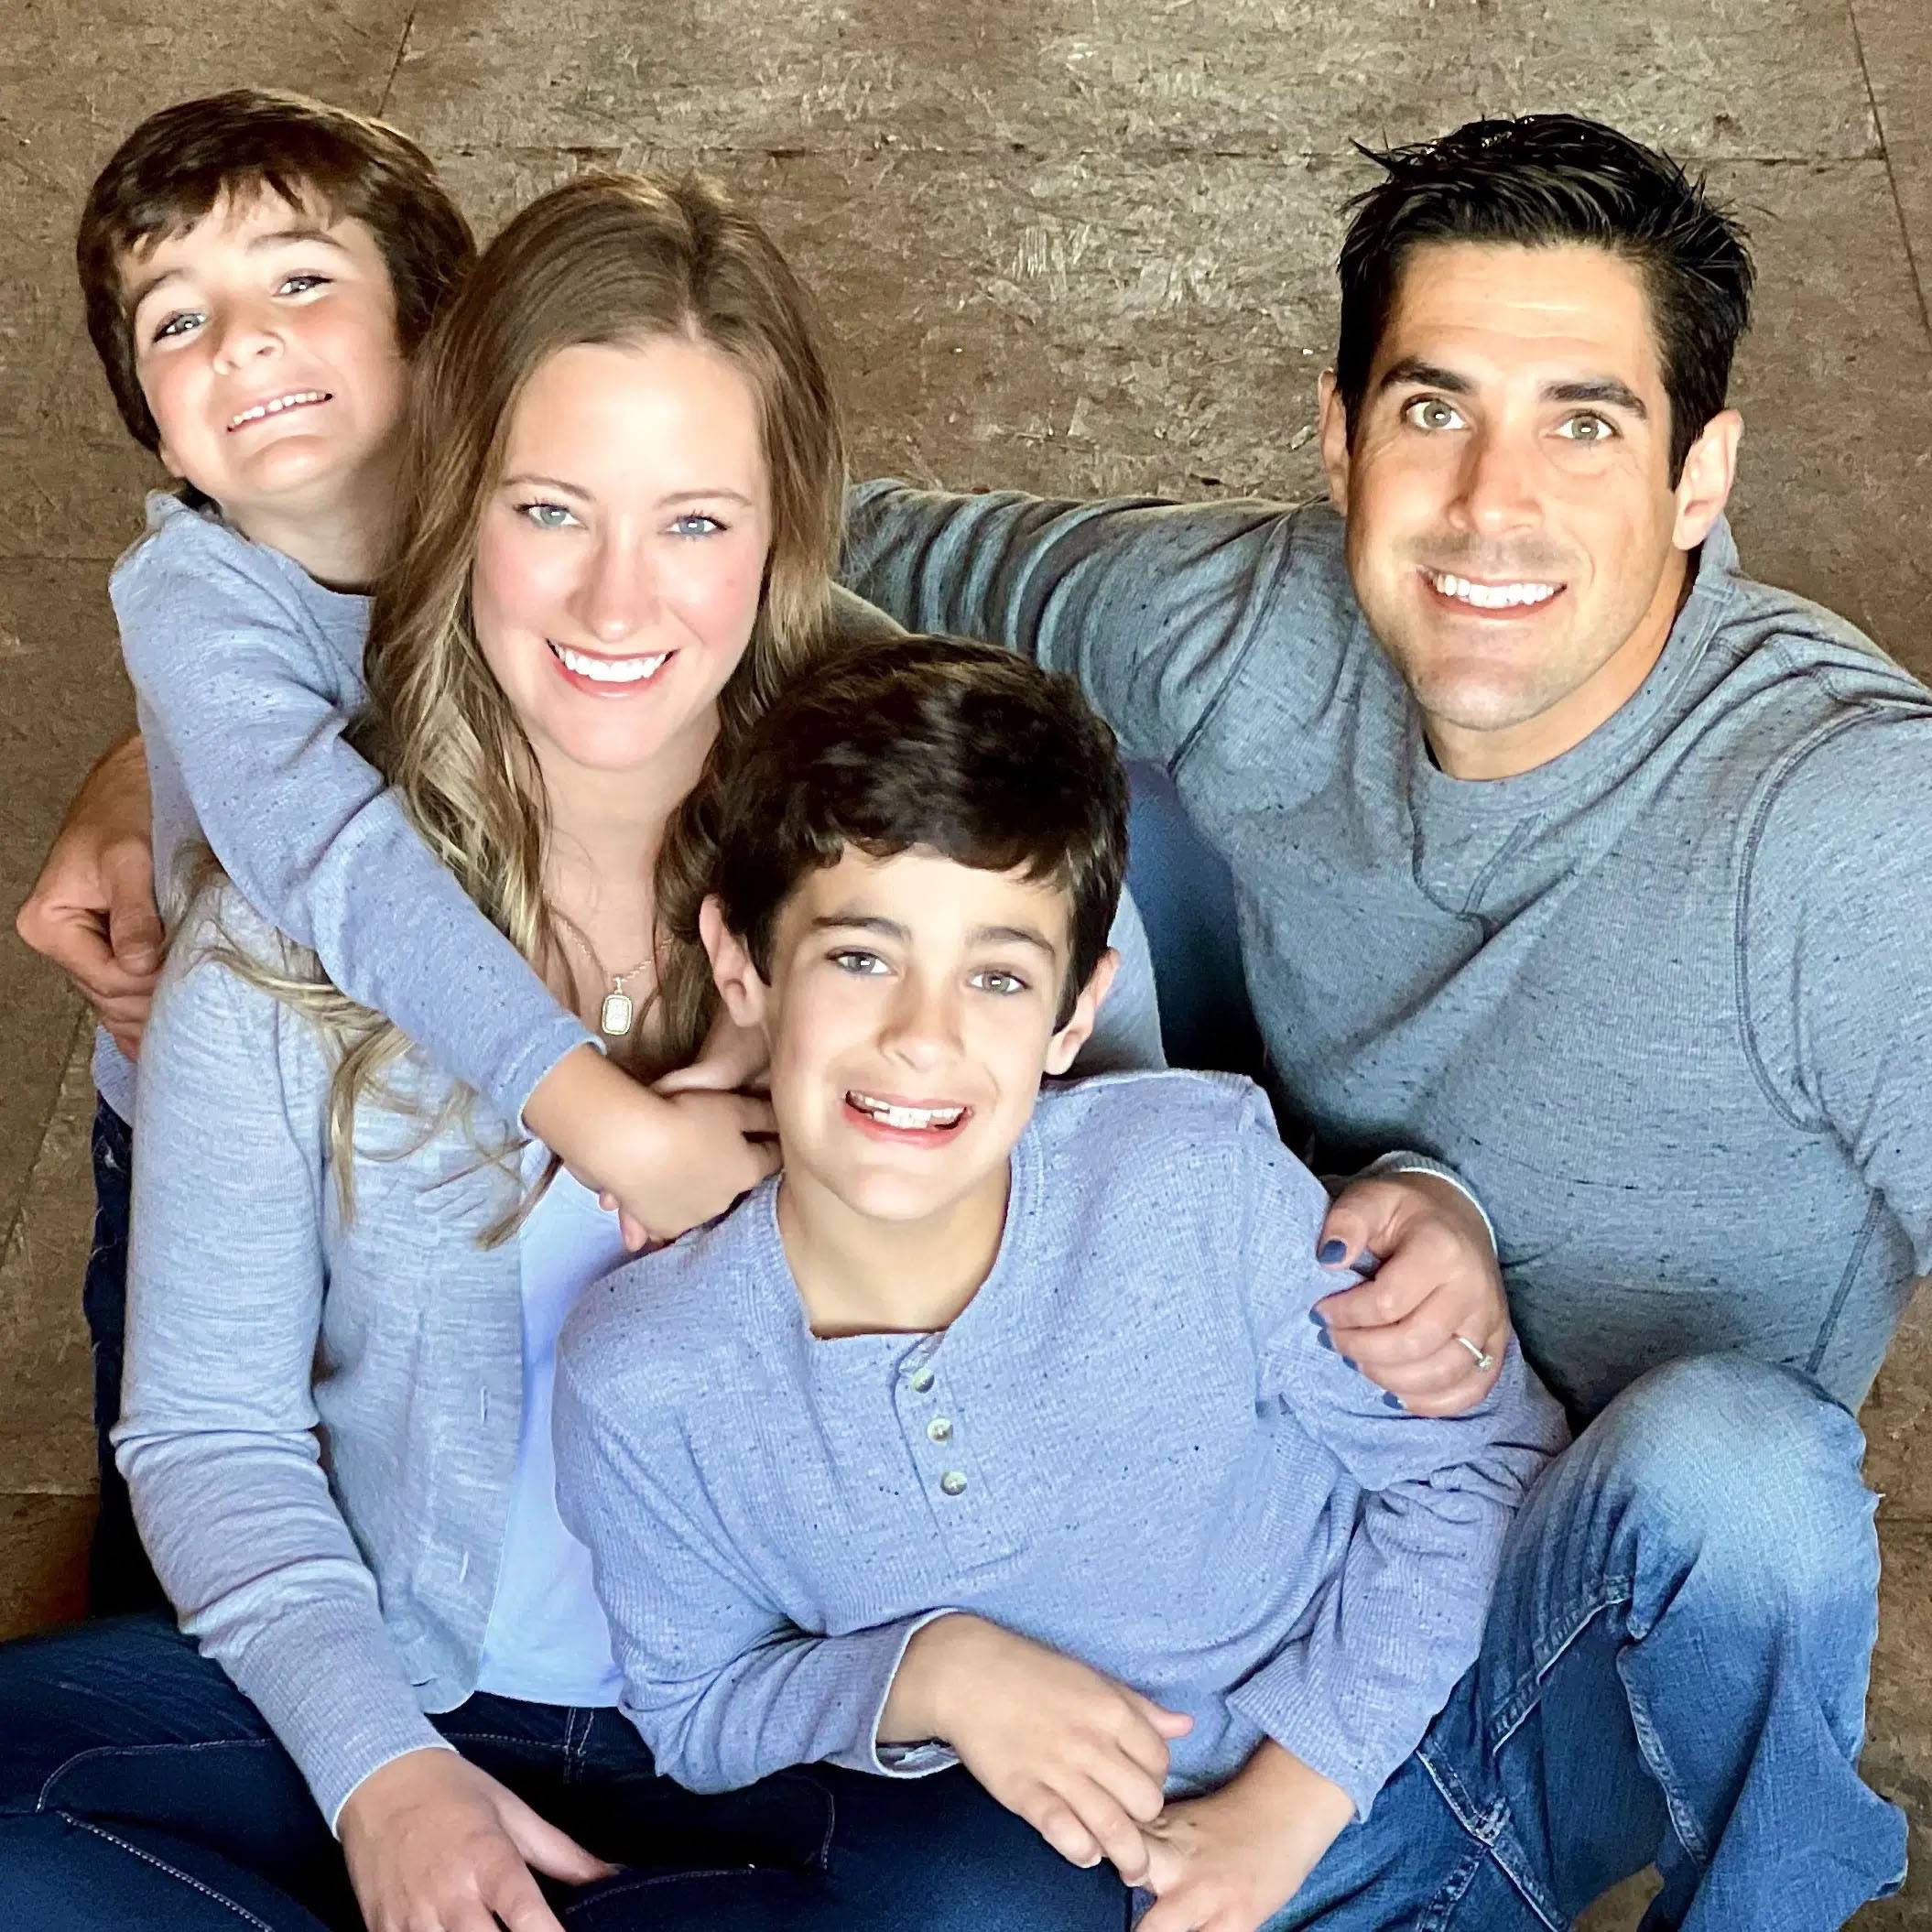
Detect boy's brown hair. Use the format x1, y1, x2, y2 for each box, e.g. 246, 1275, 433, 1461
76, 88, 475, 453
703, 634, 1128, 1025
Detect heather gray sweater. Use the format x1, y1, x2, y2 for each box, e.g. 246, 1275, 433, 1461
843, 485, 1932, 1418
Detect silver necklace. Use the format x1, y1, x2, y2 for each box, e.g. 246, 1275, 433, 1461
565, 928, 651, 1037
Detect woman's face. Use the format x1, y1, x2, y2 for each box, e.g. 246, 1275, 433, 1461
471, 335, 772, 787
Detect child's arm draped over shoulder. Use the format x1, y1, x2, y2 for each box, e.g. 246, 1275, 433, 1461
116, 513, 590, 1127
1224, 1088, 1569, 1822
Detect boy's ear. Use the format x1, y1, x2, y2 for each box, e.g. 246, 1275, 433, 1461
1043, 948, 1119, 1077
698, 895, 769, 1030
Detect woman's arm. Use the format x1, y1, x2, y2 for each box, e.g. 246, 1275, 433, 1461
114, 895, 452, 1831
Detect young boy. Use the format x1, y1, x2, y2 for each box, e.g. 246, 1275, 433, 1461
552, 636, 1568, 1932
67, 89, 773, 1608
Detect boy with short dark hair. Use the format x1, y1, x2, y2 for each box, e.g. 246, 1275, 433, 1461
553, 636, 1568, 1932
69, 90, 775, 1610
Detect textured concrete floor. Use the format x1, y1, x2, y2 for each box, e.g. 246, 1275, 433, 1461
2, 0, 1929, 1923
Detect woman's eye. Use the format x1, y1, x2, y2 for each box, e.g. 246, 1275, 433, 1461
517, 501, 580, 531
1557, 411, 1615, 443
150, 310, 202, 343
972, 970, 1027, 996
1403, 396, 1465, 432
830, 950, 888, 976
669, 512, 724, 537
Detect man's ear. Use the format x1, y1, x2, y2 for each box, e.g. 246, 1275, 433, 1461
1671, 408, 1741, 551
1043, 949, 1119, 1077
698, 895, 769, 1030
1318, 369, 1351, 516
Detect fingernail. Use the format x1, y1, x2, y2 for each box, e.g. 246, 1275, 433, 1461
1342, 1356, 1360, 1373
1382, 1391, 1406, 1412
1319, 1238, 1348, 1264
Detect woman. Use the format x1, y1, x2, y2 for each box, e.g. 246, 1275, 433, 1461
0, 172, 1156, 1932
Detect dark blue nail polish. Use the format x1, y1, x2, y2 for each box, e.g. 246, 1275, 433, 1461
1315, 1325, 1336, 1351
1342, 1357, 1360, 1373
1319, 1239, 1348, 1264
1382, 1391, 1406, 1412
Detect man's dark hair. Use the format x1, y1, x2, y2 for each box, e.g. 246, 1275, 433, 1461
707, 635, 1128, 1026
77, 89, 475, 454
1334, 114, 1754, 478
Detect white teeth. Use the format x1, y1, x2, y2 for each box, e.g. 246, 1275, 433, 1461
552, 643, 668, 685
848, 1091, 966, 1131
227, 390, 327, 429
1427, 570, 1559, 610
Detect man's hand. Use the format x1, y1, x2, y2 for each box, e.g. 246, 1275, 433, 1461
1135, 1742, 1353, 1932
15, 733, 160, 1058
883, 1613, 1191, 1884
1314, 1170, 1509, 1416
339, 1747, 615, 1932
526, 1045, 778, 1252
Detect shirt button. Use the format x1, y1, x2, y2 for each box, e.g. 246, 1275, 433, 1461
928, 1416, 953, 1443
939, 1471, 968, 1497
910, 1369, 936, 1394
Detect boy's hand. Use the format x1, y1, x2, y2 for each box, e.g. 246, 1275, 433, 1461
15, 733, 161, 1058
1135, 1742, 1353, 1932
1315, 1170, 1509, 1416
339, 1745, 615, 1932
884, 1613, 1191, 1884
526, 1046, 777, 1251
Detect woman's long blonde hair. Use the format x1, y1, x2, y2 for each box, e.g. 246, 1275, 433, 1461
203, 170, 846, 1215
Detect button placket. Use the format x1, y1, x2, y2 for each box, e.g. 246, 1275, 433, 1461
897, 1341, 971, 1504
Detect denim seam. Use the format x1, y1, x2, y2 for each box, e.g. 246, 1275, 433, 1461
1417, 1839, 1488, 1932
37, 1737, 277, 1814
1488, 1577, 1634, 1755
60, 1812, 277, 1929
1616, 1652, 1710, 1865
1415, 1757, 1565, 1932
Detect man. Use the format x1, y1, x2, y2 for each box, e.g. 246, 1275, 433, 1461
839, 114, 1919, 1927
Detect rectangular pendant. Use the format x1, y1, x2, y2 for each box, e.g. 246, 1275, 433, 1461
600, 990, 635, 1036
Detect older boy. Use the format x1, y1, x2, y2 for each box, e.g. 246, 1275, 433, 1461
553, 636, 1568, 1932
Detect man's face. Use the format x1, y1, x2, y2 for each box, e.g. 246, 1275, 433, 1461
710, 846, 1113, 1231
1320, 240, 1738, 778
125, 186, 409, 541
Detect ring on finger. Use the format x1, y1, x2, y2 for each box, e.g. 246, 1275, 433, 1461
1451, 1331, 1495, 1373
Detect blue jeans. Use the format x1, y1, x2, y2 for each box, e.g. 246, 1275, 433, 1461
80, 1099, 165, 1618
1237, 1356, 1906, 1930
0, 1613, 1128, 1930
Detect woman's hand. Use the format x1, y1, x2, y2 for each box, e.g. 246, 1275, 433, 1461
1134, 1742, 1352, 1932
339, 1747, 615, 1932
1313, 1170, 1510, 1416
526, 1046, 778, 1250
884, 1613, 1191, 1884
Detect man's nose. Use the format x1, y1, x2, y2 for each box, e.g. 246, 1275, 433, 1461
1451, 426, 1542, 537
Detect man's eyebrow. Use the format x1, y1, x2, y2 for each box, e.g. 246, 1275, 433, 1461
1546, 376, 1648, 418
1376, 357, 1472, 395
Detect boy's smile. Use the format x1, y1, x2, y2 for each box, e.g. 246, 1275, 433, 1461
706, 845, 1116, 1334
125, 186, 408, 562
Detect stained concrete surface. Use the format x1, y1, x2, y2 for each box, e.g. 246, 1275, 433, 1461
1, 0, 1928, 1923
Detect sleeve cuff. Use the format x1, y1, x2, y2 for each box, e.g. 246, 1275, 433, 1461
328, 1732, 460, 1838
863, 1608, 967, 1779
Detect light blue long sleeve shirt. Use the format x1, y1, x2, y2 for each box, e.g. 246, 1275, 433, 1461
553, 1071, 1568, 1818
